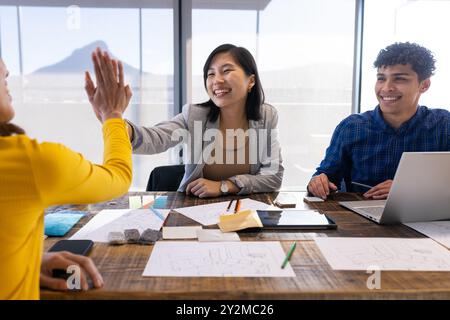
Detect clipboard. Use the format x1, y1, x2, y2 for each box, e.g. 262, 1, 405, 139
254, 209, 337, 230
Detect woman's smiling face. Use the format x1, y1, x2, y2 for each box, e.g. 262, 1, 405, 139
206, 52, 255, 111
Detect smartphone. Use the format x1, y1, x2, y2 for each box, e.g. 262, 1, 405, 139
48, 239, 93, 256
48, 240, 94, 280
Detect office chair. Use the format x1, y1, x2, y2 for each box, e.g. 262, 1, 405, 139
146, 165, 185, 191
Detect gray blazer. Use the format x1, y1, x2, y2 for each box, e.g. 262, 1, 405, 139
127, 103, 284, 195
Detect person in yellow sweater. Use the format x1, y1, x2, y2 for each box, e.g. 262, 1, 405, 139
0, 48, 132, 299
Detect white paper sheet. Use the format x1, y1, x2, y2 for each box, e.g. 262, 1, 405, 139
162, 226, 203, 239
196, 229, 240, 242
174, 198, 276, 226
314, 237, 450, 271
143, 241, 296, 277
70, 208, 169, 243
404, 221, 450, 249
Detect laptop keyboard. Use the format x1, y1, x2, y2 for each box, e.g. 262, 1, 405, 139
357, 206, 384, 218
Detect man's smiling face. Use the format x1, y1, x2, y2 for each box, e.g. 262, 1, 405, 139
375, 63, 430, 119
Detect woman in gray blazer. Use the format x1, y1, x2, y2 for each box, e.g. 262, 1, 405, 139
126, 44, 283, 197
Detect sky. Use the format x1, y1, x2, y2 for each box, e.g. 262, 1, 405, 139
1, 0, 449, 108
0, 0, 355, 76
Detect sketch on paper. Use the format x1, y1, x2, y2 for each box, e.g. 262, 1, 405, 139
314, 237, 450, 271
143, 241, 295, 277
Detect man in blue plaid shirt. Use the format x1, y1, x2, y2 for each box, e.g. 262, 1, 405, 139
308, 42, 450, 200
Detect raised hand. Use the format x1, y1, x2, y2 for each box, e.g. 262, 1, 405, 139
84, 47, 132, 123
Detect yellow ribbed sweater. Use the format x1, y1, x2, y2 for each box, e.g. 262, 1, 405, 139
0, 118, 132, 299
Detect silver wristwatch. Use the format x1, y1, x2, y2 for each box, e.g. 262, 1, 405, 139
220, 180, 229, 195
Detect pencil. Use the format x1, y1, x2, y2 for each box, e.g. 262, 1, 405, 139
227, 200, 234, 211
281, 241, 297, 269
351, 181, 374, 189
234, 199, 241, 213
268, 197, 276, 207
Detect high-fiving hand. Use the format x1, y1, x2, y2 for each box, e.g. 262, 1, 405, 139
84, 47, 132, 123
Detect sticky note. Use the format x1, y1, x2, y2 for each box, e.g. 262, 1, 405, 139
142, 195, 155, 206
44, 211, 86, 236
153, 196, 168, 209
129, 196, 142, 209
218, 210, 263, 232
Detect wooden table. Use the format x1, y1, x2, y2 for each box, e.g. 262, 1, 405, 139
41, 191, 450, 300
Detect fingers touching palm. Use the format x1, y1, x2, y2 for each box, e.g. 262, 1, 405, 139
84, 48, 132, 122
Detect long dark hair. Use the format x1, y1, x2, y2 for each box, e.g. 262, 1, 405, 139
0, 123, 24, 136
199, 44, 264, 122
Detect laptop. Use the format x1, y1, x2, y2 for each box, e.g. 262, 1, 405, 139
339, 152, 450, 224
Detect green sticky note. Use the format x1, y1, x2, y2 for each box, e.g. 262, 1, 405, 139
129, 196, 142, 209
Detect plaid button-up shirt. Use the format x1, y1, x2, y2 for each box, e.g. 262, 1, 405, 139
313, 105, 450, 192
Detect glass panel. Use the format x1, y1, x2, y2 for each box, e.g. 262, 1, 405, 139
0, 4, 174, 190
192, 0, 355, 189
0, 6, 20, 75
362, 0, 450, 112
138, 7, 174, 190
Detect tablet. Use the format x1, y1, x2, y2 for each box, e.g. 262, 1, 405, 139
255, 209, 337, 230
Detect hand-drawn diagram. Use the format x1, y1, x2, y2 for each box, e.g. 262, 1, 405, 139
71, 209, 169, 242
314, 237, 450, 271
143, 241, 295, 277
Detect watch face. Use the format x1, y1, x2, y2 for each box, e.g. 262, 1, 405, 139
220, 182, 228, 193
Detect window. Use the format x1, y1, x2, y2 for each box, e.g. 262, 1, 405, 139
2, 0, 359, 191
192, 0, 356, 189
0, 3, 174, 190
361, 0, 450, 112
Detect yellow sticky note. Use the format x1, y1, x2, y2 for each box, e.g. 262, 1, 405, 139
218, 210, 263, 232
129, 196, 142, 209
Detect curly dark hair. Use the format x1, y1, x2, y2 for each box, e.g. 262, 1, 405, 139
373, 42, 436, 81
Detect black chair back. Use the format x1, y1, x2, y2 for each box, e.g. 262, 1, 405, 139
146, 165, 185, 191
